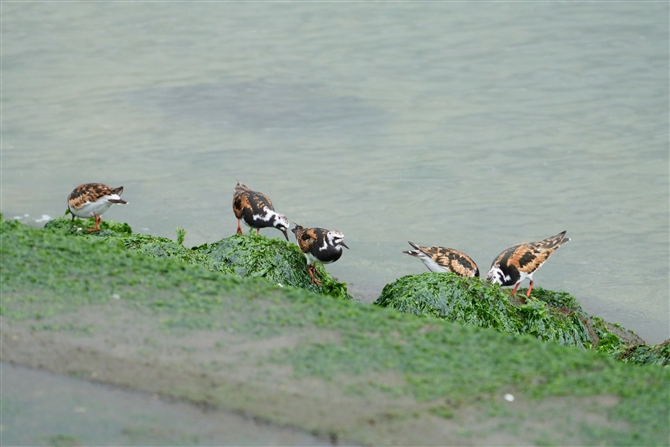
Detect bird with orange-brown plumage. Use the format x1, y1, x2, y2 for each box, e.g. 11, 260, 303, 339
67, 183, 128, 232
232, 182, 289, 240
485, 231, 570, 297
292, 223, 348, 285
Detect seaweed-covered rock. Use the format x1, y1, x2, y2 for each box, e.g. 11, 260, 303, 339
122, 233, 216, 268
375, 273, 670, 366
618, 340, 670, 366
585, 317, 670, 366
44, 217, 207, 265
44, 215, 132, 236
374, 272, 592, 348
193, 234, 352, 300
43, 217, 351, 300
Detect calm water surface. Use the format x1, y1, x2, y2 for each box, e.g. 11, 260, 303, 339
3, 3, 668, 343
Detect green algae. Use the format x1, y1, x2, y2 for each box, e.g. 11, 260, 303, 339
194, 234, 351, 300
374, 273, 592, 347
2, 218, 669, 445
46, 214, 133, 236
374, 273, 668, 367
618, 340, 670, 367
2, 219, 233, 326
43, 217, 351, 301
272, 300, 669, 445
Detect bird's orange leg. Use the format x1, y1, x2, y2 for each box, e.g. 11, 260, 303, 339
236, 219, 243, 235
511, 282, 520, 295
525, 281, 534, 297
257, 229, 261, 235
307, 265, 322, 286
87, 214, 102, 232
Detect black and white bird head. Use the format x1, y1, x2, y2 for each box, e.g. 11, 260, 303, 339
269, 212, 290, 241
326, 230, 349, 250
485, 266, 508, 285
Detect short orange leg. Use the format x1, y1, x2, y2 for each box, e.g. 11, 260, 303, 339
256, 229, 261, 235
307, 265, 322, 286
525, 281, 534, 297
236, 219, 243, 235
510, 282, 529, 304
87, 214, 102, 232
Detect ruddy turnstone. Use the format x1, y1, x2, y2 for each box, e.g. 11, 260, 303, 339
485, 231, 570, 297
67, 183, 128, 232
232, 182, 289, 240
403, 242, 479, 277
291, 224, 349, 285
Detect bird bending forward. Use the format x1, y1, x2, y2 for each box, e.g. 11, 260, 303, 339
292, 223, 348, 285
485, 231, 570, 297
403, 242, 479, 277
67, 183, 128, 232
232, 182, 289, 241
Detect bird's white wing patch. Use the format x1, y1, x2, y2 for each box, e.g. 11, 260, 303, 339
411, 251, 448, 273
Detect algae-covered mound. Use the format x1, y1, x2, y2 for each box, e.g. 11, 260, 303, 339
374, 272, 669, 365
45, 215, 133, 237
618, 340, 670, 366
44, 218, 211, 267
193, 234, 352, 300
43, 217, 351, 300
374, 272, 591, 348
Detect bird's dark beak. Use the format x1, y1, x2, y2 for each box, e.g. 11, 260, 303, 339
281, 228, 289, 241
341, 241, 349, 249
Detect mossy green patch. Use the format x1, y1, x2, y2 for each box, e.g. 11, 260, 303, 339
618, 340, 670, 366
2, 218, 669, 446
374, 273, 591, 346
43, 217, 351, 300
1, 219, 231, 327
194, 234, 351, 300
271, 299, 669, 445
374, 273, 669, 366
45, 215, 133, 236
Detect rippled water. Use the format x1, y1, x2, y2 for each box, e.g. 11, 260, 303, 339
3, 3, 668, 343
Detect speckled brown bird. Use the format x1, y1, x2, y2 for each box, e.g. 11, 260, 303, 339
403, 242, 479, 277
67, 183, 128, 232
485, 231, 570, 297
232, 182, 289, 240
291, 223, 348, 285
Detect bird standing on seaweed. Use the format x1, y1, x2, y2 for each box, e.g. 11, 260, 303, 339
403, 242, 479, 277
486, 231, 570, 297
232, 182, 290, 240
67, 183, 128, 232
292, 224, 348, 285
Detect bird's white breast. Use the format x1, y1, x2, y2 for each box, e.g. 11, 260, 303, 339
70, 195, 119, 218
